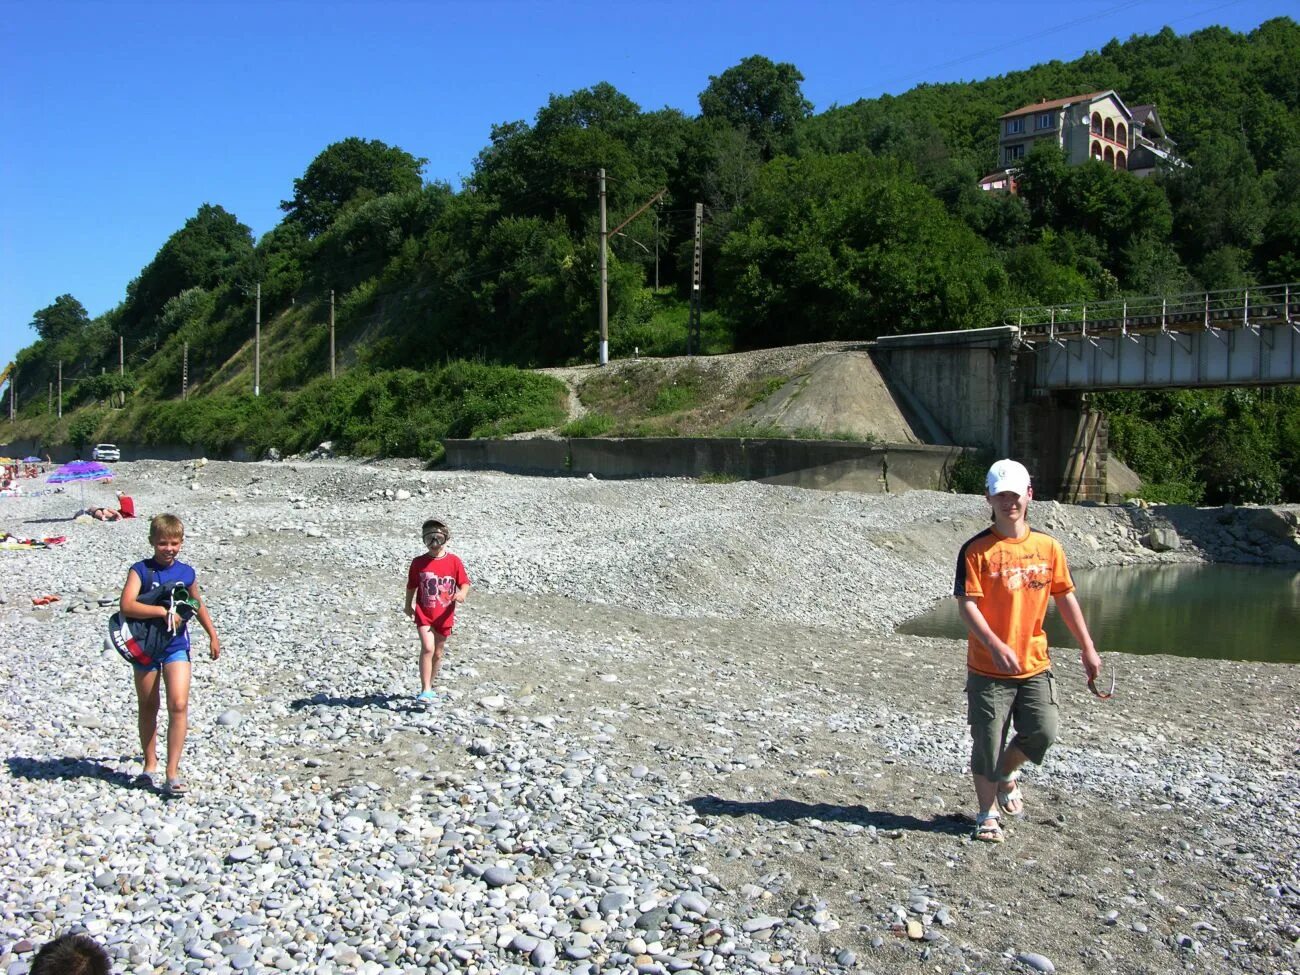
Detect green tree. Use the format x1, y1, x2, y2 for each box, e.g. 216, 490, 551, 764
280, 137, 427, 237
66, 410, 102, 454
699, 55, 813, 160
718, 154, 1006, 347
122, 204, 254, 342
30, 294, 90, 342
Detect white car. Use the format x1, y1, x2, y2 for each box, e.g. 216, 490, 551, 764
91, 443, 121, 462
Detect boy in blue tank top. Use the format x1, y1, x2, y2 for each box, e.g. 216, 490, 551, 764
119, 513, 221, 796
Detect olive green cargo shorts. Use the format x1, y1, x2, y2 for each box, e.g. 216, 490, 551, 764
966, 670, 1059, 778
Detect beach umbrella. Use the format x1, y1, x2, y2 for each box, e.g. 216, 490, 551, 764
47, 460, 114, 504
22, 456, 41, 463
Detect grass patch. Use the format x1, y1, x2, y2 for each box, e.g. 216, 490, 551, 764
560, 412, 615, 437
739, 375, 789, 408
698, 471, 741, 484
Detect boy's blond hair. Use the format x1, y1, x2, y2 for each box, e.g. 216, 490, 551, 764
149, 513, 185, 541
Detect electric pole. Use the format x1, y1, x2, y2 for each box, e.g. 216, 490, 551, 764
48, 382, 52, 417
182, 342, 189, 400
653, 206, 660, 292
119, 333, 125, 407
57, 360, 63, 418
254, 282, 261, 397
688, 203, 703, 356
8, 372, 14, 421
598, 169, 609, 366
598, 179, 668, 365
330, 289, 336, 379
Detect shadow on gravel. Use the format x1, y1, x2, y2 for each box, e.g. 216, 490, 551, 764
6, 756, 144, 791
290, 692, 411, 712
688, 795, 969, 836
21, 517, 77, 525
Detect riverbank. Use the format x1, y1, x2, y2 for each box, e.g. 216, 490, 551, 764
1, 460, 1296, 974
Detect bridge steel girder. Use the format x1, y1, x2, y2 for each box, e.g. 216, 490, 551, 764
1033, 320, 1300, 391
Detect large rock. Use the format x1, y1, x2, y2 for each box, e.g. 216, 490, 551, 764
1145, 526, 1180, 552
1247, 506, 1300, 541
1105, 454, 1142, 502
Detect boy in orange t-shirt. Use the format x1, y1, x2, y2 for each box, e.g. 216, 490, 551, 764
954, 459, 1102, 842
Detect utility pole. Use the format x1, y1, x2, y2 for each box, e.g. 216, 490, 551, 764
182, 342, 189, 400
330, 289, 336, 379
598, 169, 609, 366
254, 282, 261, 397
653, 206, 660, 292
688, 203, 703, 356
118, 333, 125, 408
57, 360, 63, 418
48, 382, 52, 417
8, 371, 14, 421
598, 180, 668, 365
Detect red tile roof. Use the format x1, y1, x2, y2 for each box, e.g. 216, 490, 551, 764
999, 91, 1114, 119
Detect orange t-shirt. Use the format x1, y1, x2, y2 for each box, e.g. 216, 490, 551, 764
954, 526, 1074, 678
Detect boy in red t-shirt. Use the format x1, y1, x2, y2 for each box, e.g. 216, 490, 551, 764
404, 518, 471, 703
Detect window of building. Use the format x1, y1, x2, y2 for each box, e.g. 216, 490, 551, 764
1104, 118, 1115, 141
1006, 117, 1025, 135
1035, 111, 1055, 130
1116, 122, 1127, 146
1005, 144, 1025, 163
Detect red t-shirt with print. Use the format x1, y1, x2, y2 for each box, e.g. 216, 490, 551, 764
407, 551, 470, 631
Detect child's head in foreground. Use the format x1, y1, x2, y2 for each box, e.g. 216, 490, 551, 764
150, 513, 185, 543
422, 518, 450, 550
31, 933, 111, 975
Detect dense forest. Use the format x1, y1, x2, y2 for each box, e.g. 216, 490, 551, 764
8, 18, 1300, 501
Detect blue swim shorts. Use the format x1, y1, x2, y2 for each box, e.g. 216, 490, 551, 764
133, 642, 192, 672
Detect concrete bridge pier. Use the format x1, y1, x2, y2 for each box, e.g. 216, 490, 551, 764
1011, 391, 1109, 503
874, 327, 1111, 502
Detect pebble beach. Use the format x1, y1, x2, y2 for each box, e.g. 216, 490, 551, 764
1, 459, 1297, 975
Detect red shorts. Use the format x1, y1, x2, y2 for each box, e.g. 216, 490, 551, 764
414, 603, 454, 637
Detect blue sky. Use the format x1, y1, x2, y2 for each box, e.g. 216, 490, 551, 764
1, 0, 1293, 377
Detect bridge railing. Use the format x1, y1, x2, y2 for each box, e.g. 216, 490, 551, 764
1005, 282, 1299, 343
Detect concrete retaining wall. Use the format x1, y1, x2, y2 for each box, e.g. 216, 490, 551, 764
873, 327, 1017, 454
444, 438, 967, 495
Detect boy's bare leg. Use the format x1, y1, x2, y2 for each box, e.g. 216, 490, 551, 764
161, 661, 192, 781
133, 668, 162, 774
996, 744, 1028, 814
431, 634, 448, 685
417, 626, 437, 692
972, 744, 1030, 816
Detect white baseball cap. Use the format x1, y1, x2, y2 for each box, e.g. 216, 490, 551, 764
986, 459, 1032, 497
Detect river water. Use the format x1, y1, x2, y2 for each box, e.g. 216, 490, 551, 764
897, 563, 1300, 664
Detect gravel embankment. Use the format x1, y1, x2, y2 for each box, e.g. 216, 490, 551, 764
1, 459, 1296, 975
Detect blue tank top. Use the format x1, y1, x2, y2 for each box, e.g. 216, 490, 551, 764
131, 558, 197, 653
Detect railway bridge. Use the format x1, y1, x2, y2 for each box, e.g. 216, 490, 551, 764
873, 283, 1299, 502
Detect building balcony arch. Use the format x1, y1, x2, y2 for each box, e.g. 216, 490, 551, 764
1104, 118, 1115, 140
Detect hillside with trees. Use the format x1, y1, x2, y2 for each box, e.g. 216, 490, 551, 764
6, 18, 1299, 502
